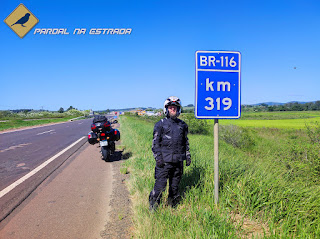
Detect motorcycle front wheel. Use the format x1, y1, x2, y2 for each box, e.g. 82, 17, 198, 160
101, 146, 110, 161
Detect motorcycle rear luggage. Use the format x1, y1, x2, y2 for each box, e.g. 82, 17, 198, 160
91, 115, 111, 133
88, 131, 98, 145
93, 115, 107, 124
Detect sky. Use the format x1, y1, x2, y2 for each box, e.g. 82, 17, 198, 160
1, 0, 320, 111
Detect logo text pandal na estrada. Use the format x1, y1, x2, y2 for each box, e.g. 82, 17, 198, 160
4, 4, 133, 38
33, 28, 132, 35
4, 4, 39, 38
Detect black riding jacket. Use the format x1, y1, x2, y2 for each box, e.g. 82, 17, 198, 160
152, 117, 191, 164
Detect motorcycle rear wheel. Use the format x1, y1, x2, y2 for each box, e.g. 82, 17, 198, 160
101, 146, 110, 161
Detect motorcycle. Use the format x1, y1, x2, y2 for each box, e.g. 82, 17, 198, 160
87, 115, 120, 161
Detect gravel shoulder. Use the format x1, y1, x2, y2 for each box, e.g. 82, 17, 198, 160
100, 123, 133, 239
100, 151, 133, 239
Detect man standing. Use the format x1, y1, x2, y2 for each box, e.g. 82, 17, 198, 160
149, 96, 191, 210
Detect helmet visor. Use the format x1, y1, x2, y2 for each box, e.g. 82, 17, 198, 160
167, 101, 180, 107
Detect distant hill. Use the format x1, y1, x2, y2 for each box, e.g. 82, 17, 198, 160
286, 101, 310, 104
251, 102, 284, 106
251, 101, 315, 106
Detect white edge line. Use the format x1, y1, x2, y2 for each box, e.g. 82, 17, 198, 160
239, 53, 241, 117
0, 136, 85, 199
36, 129, 55, 135
195, 50, 241, 118
195, 52, 198, 118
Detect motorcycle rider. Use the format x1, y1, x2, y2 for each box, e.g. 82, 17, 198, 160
149, 96, 191, 210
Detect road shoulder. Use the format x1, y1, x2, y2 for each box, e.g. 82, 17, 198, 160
101, 153, 133, 238
0, 143, 113, 238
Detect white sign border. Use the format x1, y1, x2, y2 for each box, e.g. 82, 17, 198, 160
195, 50, 241, 119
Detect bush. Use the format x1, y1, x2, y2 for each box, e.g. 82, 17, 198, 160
219, 125, 255, 150
281, 123, 320, 177
180, 113, 209, 135
305, 121, 320, 144
64, 109, 82, 116
0, 111, 13, 119
125, 113, 209, 135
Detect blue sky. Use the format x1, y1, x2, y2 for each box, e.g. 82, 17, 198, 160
1, 0, 320, 111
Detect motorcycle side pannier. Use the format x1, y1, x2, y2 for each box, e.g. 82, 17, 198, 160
88, 131, 98, 145
112, 129, 120, 141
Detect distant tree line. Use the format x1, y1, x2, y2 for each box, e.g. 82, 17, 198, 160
242, 101, 320, 112
181, 108, 194, 113
181, 104, 195, 113
10, 109, 33, 113
58, 106, 78, 113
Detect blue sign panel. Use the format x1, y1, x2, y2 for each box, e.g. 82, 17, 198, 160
195, 51, 241, 119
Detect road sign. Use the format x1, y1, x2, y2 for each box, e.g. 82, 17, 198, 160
4, 4, 39, 39
195, 51, 241, 119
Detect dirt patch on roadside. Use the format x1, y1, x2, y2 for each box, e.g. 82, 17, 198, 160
100, 150, 133, 239
231, 212, 270, 238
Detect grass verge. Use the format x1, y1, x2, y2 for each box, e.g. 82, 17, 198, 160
0, 117, 77, 131
120, 115, 320, 238
120, 116, 244, 238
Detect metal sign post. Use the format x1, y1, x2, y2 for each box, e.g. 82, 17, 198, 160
195, 50, 241, 205
214, 118, 219, 205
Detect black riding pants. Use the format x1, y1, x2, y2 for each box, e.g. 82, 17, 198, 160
149, 161, 183, 203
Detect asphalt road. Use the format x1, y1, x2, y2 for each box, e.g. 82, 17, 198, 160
0, 119, 92, 190
0, 135, 114, 239
0, 116, 115, 222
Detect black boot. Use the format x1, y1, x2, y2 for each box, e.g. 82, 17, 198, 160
149, 192, 158, 212
167, 195, 181, 208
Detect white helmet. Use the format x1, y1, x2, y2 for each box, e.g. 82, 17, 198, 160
163, 96, 182, 117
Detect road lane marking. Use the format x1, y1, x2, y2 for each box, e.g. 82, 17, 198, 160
36, 129, 55, 135
0, 143, 32, 153
0, 136, 85, 199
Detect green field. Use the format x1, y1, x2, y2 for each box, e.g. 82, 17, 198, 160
0, 117, 81, 131
119, 111, 320, 238
213, 111, 320, 129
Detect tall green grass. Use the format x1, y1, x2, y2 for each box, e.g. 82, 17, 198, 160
120, 114, 320, 238
120, 116, 239, 239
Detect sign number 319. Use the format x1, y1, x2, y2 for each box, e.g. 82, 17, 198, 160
205, 97, 232, 111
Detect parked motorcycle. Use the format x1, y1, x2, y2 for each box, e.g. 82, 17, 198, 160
87, 115, 120, 161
